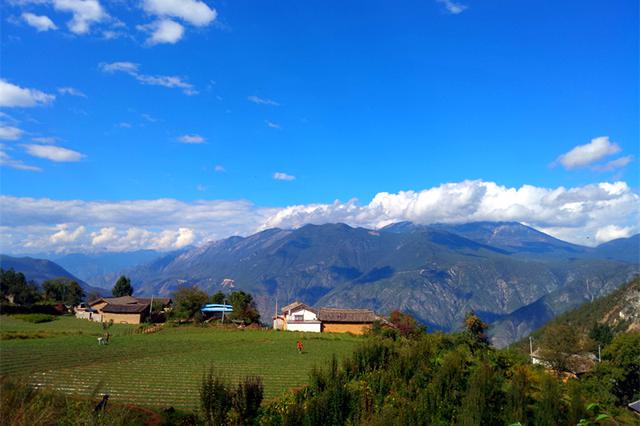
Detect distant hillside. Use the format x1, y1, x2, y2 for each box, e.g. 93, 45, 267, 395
119, 222, 638, 345
51, 250, 163, 287
0, 255, 106, 296
525, 276, 640, 342
592, 234, 640, 263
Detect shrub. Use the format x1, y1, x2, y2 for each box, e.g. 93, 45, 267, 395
201, 369, 233, 426
12, 313, 56, 323
231, 376, 264, 426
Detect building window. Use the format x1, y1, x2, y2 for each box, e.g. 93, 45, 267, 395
294, 314, 303, 321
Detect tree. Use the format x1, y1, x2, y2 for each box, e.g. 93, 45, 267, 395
588, 323, 613, 348
228, 291, 260, 324
42, 278, 84, 305
172, 286, 209, 318
388, 310, 425, 338
210, 291, 226, 304
600, 332, 640, 405
112, 275, 133, 297
538, 323, 582, 373
0, 268, 41, 305
464, 311, 489, 346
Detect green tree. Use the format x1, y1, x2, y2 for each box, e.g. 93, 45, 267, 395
538, 323, 582, 373
601, 332, 640, 404
172, 286, 209, 318
0, 268, 41, 305
534, 374, 565, 426
112, 275, 133, 297
200, 368, 232, 426
464, 311, 489, 346
228, 291, 260, 324
42, 278, 84, 305
388, 310, 426, 338
588, 323, 614, 348
210, 291, 226, 304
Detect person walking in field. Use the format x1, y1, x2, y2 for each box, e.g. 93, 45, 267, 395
296, 340, 303, 354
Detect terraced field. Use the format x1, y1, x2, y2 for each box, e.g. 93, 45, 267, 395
0, 316, 362, 410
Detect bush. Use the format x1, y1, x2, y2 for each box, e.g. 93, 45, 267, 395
12, 313, 56, 323
201, 369, 233, 426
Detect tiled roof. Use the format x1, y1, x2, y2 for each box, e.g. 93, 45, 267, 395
318, 307, 377, 323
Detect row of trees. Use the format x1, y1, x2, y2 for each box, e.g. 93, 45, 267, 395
172, 286, 261, 325
1, 268, 84, 306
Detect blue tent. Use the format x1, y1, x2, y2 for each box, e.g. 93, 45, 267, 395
201, 303, 233, 313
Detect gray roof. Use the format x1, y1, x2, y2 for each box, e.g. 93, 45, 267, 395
318, 307, 377, 323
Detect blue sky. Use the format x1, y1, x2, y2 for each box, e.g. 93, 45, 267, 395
0, 0, 638, 253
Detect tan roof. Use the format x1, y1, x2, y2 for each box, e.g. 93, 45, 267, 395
90, 296, 171, 307
318, 307, 377, 323
281, 301, 317, 314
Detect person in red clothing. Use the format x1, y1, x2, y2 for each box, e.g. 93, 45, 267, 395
296, 340, 303, 354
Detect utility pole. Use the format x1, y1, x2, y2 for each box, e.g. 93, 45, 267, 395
222, 298, 226, 323
149, 295, 154, 315
529, 336, 534, 363
598, 345, 601, 362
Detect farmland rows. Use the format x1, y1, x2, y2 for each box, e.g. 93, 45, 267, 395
1, 318, 361, 409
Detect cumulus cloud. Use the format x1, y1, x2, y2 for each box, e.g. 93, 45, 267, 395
143, 18, 184, 45
273, 172, 295, 181
0, 126, 24, 140
214, 164, 226, 173
58, 86, 86, 97
555, 136, 621, 170
52, 0, 107, 34
248, 95, 280, 106
266, 121, 281, 129
436, 0, 467, 14
0, 79, 55, 108
140, 0, 216, 45
99, 61, 197, 95
1, 180, 638, 253
22, 12, 58, 31
22, 144, 85, 162
178, 134, 204, 144
595, 225, 633, 243
142, 0, 217, 27
50, 224, 85, 243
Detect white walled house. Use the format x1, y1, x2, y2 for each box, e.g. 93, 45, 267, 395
274, 301, 322, 332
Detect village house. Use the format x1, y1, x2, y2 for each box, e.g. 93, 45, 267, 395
76, 296, 171, 324
273, 301, 378, 335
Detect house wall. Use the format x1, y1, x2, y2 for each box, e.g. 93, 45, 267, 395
101, 312, 142, 324
286, 322, 322, 333
322, 322, 372, 335
284, 308, 318, 322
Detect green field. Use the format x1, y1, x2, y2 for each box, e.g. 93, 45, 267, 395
0, 316, 362, 410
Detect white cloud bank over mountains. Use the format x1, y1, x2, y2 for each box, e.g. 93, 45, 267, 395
2, 180, 638, 254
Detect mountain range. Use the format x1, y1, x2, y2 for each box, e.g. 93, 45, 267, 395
2, 222, 638, 346
119, 221, 638, 345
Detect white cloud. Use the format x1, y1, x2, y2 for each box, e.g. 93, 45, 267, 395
52, 0, 107, 34
0, 149, 41, 172
266, 121, 281, 129
100, 61, 139, 73
592, 155, 634, 172
595, 225, 633, 243
196, 184, 207, 192
142, 0, 216, 27
91, 226, 117, 245
58, 86, 87, 97
248, 95, 280, 106
144, 19, 184, 45
175, 227, 195, 248
22, 144, 85, 162
50, 224, 85, 243
556, 136, 621, 170
273, 172, 295, 181
0, 79, 55, 107
31, 136, 59, 143
178, 134, 205, 144
100, 61, 197, 95
1, 180, 638, 253
0, 126, 24, 140
436, 0, 467, 14
214, 164, 226, 173
22, 12, 57, 31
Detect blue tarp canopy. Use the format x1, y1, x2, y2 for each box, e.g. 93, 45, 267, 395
201, 303, 233, 313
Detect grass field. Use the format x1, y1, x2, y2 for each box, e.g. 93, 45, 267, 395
0, 315, 362, 410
